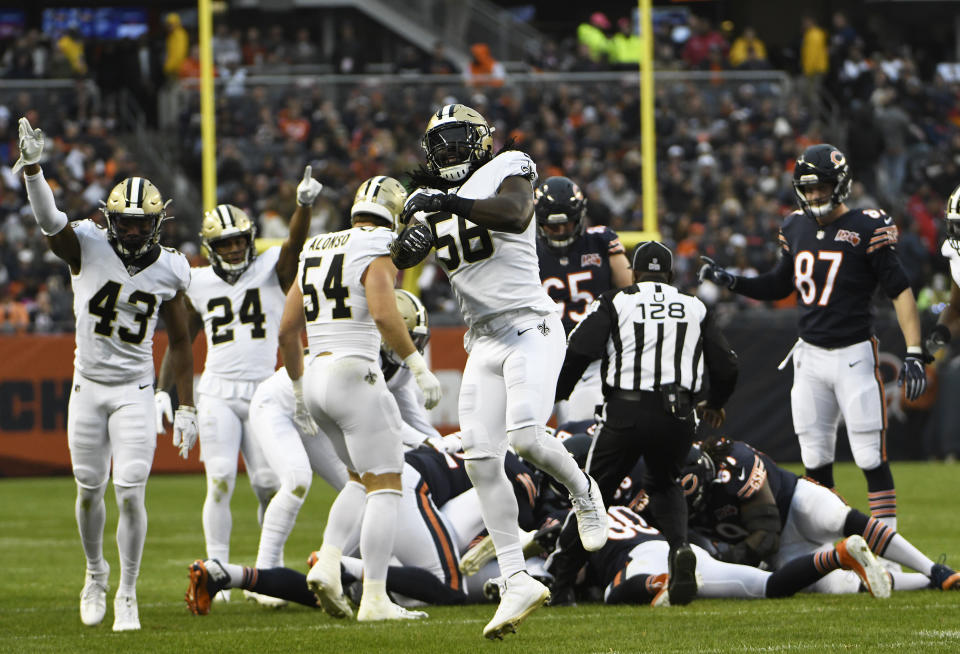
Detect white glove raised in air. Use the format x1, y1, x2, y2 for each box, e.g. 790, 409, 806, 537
404, 351, 442, 410
296, 165, 323, 207
291, 377, 319, 437
155, 390, 173, 434
12, 117, 45, 174
172, 406, 199, 459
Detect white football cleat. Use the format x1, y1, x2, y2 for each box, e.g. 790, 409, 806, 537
571, 476, 608, 551
482, 571, 550, 640
836, 535, 891, 599
112, 594, 140, 631
357, 594, 428, 621
306, 553, 353, 618
79, 565, 109, 626
243, 589, 288, 608
212, 588, 231, 603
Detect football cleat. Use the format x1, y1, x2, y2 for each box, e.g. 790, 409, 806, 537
930, 556, 960, 590
243, 589, 288, 608
459, 534, 496, 576
836, 535, 891, 599
185, 559, 228, 616
357, 594, 428, 622
667, 544, 698, 606
482, 572, 550, 640
112, 594, 140, 632
306, 552, 353, 618
649, 573, 671, 607
79, 565, 109, 626
572, 476, 608, 552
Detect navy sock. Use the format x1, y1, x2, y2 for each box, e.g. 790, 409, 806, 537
245, 567, 322, 608
386, 566, 466, 605
765, 550, 840, 598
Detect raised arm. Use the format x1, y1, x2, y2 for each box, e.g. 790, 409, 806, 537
398, 175, 535, 235
276, 165, 322, 291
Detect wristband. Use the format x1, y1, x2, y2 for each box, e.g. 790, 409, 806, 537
403, 351, 428, 375
907, 346, 923, 356
442, 194, 475, 219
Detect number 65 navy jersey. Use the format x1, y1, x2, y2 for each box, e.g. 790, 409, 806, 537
777, 208, 911, 348
538, 225, 625, 334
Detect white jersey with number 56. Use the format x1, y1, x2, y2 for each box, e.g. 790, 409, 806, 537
71, 220, 190, 383
298, 226, 394, 361
413, 150, 557, 328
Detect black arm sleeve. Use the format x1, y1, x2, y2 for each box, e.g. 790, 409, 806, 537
701, 310, 738, 408
869, 246, 911, 299
555, 296, 614, 401
731, 255, 795, 300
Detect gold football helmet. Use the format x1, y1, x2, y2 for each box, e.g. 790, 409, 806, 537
101, 177, 169, 258
946, 182, 960, 254
381, 289, 430, 365
421, 104, 494, 182
351, 175, 408, 231
200, 204, 257, 282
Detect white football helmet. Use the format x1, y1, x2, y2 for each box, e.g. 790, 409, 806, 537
101, 177, 169, 258
946, 182, 960, 254
381, 289, 430, 365
421, 104, 494, 182
351, 175, 408, 230
200, 204, 257, 282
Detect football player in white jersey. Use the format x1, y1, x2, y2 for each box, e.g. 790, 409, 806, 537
156, 166, 322, 598
247, 288, 440, 590
274, 174, 442, 622
390, 104, 607, 639
926, 183, 960, 356
14, 117, 198, 631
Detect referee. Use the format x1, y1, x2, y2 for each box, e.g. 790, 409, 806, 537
547, 241, 739, 606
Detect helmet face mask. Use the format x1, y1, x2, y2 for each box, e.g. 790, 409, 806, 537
102, 177, 168, 259
946, 183, 960, 255
422, 104, 494, 183
382, 289, 430, 365
351, 176, 407, 231
535, 176, 586, 254
792, 144, 851, 221
200, 204, 257, 282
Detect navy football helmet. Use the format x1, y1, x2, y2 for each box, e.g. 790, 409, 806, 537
792, 144, 851, 221
535, 176, 587, 254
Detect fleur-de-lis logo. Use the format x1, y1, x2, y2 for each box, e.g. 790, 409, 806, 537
537, 320, 550, 336
364, 369, 377, 385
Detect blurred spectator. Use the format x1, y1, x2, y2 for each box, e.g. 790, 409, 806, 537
728, 27, 768, 69
577, 12, 612, 65
425, 41, 457, 75
57, 29, 87, 77
610, 16, 642, 68
212, 23, 242, 67
333, 22, 365, 74
291, 28, 318, 65
467, 43, 504, 87
0, 284, 29, 333
242, 27, 267, 67
800, 15, 829, 106
683, 16, 727, 69
829, 12, 858, 63
163, 13, 188, 80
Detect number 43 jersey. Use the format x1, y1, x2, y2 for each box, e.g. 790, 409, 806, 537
187, 246, 284, 382
298, 226, 394, 361
417, 151, 557, 328
71, 220, 190, 384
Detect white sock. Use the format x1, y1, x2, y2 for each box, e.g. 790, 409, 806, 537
877, 515, 897, 531
75, 483, 107, 572
255, 489, 305, 568
323, 481, 366, 552
362, 578, 388, 603
510, 425, 589, 497
213, 560, 245, 588
360, 490, 401, 583
890, 570, 931, 591
202, 473, 236, 563
114, 484, 147, 597
883, 534, 934, 575
465, 457, 525, 578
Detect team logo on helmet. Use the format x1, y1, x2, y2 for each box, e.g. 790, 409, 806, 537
351, 176, 408, 231
200, 204, 257, 283
101, 177, 169, 259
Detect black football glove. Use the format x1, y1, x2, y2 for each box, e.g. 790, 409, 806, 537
698, 256, 736, 289
898, 354, 928, 401
398, 192, 448, 226
390, 222, 434, 269
925, 324, 951, 357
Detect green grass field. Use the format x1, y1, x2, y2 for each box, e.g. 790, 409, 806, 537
1, 462, 959, 653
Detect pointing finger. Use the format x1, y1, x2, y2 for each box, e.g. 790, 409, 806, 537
302, 165, 312, 183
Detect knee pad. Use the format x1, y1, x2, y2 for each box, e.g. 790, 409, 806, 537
464, 456, 504, 487
114, 459, 150, 487
73, 465, 109, 491
460, 426, 508, 460
849, 431, 884, 471
508, 424, 543, 461
206, 474, 236, 502
797, 433, 835, 470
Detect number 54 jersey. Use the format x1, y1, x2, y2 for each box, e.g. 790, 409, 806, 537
187, 246, 285, 383
71, 220, 190, 384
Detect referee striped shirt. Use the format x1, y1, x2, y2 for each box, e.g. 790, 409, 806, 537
556, 281, 738, 407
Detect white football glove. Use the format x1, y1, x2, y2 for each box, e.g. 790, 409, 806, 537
12, 117, 45, 174
154, 390, 173, 434
296, 164, 323, 207
291, 377, 319, 437
404, 351, 442, 410
172, 406, 199, 459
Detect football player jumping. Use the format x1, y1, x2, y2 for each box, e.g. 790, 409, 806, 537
156, 166, 321, 601
534, 176, 633, 423
16, 117, 197, 631
390, 104, 607, 639
699, 144, 928, 533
